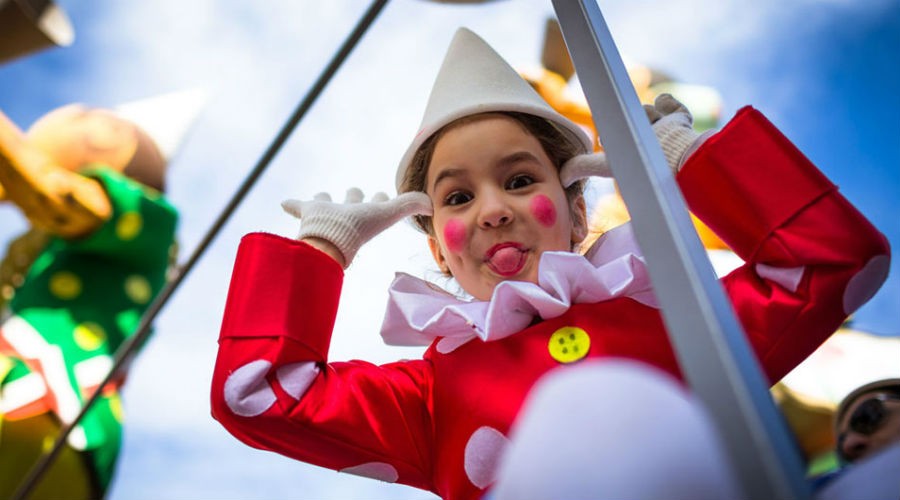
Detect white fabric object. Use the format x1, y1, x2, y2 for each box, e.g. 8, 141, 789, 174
395, 27, 592, 190
815, 441, 900, 500
223, 359, 276, 417
464, 426, 509, 490
114, 88, 207, 161
654, 113, 700, 172
708, 248, 744, 277
843, 254, 890, 315
340, 462, 400, 483
379, 223, 657, 351
275, 361, 320, 400
647, 94, 715, 173
492, 360, 741, 500
559, 152, 612, 187
282, 189, 432, 266
1, 316, 82, 423
73, 355, 113, 388
755, 263, 805, 293
0, 372, 46, 413
68, 425, 88, 450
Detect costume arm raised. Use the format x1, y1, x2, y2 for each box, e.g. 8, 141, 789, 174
0, 110, 111, 238
211, 233, 435, 491
678, 107, 890, 382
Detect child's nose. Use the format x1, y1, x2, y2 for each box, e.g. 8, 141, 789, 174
477, 192, 513, 228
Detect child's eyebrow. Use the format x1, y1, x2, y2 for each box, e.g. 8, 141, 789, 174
431, 168, 467, 192
497, 151, 542, 169
430, 151, 543, 192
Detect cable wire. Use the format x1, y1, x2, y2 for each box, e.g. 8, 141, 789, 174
11, 1, 390, 497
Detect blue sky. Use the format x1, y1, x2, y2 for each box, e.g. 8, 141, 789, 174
1, 1, 898, 499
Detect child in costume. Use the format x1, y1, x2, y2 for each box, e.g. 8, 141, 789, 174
0, 103, 179, 498
211, 28, 890, 500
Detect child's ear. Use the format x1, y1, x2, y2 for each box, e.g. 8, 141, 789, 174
570, 195, 588, 245
428, 235, 451, 275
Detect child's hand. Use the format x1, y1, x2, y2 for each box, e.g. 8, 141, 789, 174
559, 153, 611, 188
644, 94, 712, 173
281, 188, 432, 267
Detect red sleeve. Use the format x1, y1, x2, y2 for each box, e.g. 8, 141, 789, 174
678, 107, 891, 382
218, 232, 343, 360
210, 233, 436, 492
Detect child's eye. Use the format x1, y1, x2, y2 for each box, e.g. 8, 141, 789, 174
445, 191, 473, 206
506, 174, 535, 190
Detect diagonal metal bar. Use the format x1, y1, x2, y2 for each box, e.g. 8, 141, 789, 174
10, 1, 389, 498
552, 1, 810, 498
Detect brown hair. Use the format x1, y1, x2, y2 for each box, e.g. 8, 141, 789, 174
400, 111, 585, 235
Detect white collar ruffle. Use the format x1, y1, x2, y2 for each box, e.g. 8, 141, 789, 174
379, 223, 658, 353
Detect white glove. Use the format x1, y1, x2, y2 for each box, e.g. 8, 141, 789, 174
559, 153, 611, 188
282, 188, 433, 266
644, 93, 714, 173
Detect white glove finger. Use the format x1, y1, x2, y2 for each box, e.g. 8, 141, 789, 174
345, 187, 364, 204
644, 104, 662, 124
281, 199, 304, 218
396, 191, 434, 216
560, 153, 611, 187
371, 192, 389, 203
313, 192, 332, 202
655, 94, 692, 123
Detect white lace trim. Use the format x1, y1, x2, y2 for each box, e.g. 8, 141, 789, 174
379, 223, 658, 351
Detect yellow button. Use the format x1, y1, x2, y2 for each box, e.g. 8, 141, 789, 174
109, 393, 125, 422
49, 271, 82, 300
74, 322, 107, 351
548, 326, 590, 363
124, 275, 152, 304
116, 212, 143, 241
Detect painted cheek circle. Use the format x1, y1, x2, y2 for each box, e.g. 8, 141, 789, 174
443, 218, 467, 253
530, 194, 557, 227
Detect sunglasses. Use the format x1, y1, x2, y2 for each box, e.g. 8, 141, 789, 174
845, 394, 900, 435
837, 393, 900, 461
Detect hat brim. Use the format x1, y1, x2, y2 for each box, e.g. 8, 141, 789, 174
396, 104, 592, 190
835, 378, 900, 431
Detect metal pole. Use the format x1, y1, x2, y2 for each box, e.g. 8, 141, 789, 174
10, 1, 390, 498
551, 1, 809, 498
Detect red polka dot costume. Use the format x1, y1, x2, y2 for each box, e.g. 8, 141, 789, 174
211, 107, 889, 500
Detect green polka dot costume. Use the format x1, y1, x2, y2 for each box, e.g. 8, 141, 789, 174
0, 166, 177, 493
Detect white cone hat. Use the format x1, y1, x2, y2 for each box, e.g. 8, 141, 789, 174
114, 87, 207, 162
395, 27, 593, 190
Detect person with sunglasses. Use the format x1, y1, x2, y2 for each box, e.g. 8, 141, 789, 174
811, 378, 900, 498
836, 378, 900, 464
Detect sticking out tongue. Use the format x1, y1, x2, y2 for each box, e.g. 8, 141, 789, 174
487, 246, 526, 276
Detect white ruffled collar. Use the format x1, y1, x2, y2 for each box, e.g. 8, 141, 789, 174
379, 223, 658, 353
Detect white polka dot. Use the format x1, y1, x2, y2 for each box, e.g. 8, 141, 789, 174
223, 360, 276, 417
844, 254, 890, 314
67, 425, 88, 450
276, 361, 320, 400
340, 462, 399, 483
755, 263, 805, 293
464, 426, 509, 489
437, 335, 474, 354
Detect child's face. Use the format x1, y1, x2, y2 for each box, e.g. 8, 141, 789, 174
425, 114, 587, 301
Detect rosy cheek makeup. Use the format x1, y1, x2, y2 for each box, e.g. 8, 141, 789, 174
443, 218, 467, 253
530, 194, 557, 227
